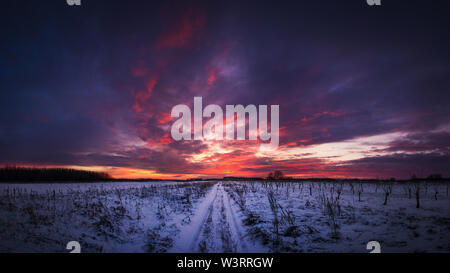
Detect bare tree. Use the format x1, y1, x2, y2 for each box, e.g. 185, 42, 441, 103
382, 184, 392, 205
413, 183, 421, 208
267, 190, 280, 249
348, 182, 355, 194
433, 184, 439, 200
357, 183, 364, 202
273, 170, 284, 180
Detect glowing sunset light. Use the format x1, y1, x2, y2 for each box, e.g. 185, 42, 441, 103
259, 132, 410, 162
1, 1, 449, 180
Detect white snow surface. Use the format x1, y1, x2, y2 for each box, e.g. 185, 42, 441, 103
0, 180, 448, 253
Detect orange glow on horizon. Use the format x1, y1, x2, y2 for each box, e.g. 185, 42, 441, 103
2, 163, 391, 180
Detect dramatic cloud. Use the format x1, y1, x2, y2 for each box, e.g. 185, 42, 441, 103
1, 0, 449, 179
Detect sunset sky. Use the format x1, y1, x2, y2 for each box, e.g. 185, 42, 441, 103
1, 0, 450, 179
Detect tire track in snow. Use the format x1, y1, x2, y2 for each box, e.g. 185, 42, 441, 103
221, 185, 248, 252
196, 185, 228, 252
169, 182, 265, 253
169, 183, 218, 252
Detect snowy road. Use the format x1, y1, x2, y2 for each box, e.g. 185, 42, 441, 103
169, 183, 265, 253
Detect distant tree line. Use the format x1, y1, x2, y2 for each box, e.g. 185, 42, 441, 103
0, 166, 111, 182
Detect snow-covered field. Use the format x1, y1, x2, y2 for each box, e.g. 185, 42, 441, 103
0, 181, 448, 253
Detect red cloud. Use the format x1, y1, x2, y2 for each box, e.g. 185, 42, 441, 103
155, 7, 206, 50
300, 110, 350, 123
158, 112, 173, 124
207, 66, 219, 85
132, 75, 159, 113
